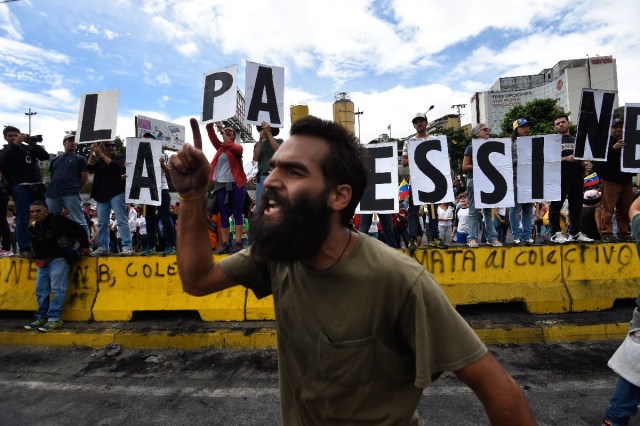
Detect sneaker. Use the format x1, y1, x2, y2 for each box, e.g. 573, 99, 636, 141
141, 247, 156, 256
0, 249, 13, 257
600, 235, 615, 243
163, 246, 176, 255
467, 239, 479, 248
120, 247, 134, 256
23, 319, 47, 331
19, 249, 33, 258
429, 238, 445, 248
231, 241, 243, 253
91, 248, 109, 256
568, 232, 594, 243
488, 239, 503, 247
513, 239, 522, 245
617, 234, 634, 242
524, 238, 538, 246
407, 239, 418, 251
550, 232, 568, 244
38, 320, 63, 332
215, 243, 231, 254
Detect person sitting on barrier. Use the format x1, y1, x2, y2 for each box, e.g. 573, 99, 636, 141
581, 189, 602, 241
168, 116, 536, 425
23, 200, 90, 333
601, 195, 640, 426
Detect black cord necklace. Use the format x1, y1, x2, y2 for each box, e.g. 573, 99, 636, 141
336, 229, 353, 264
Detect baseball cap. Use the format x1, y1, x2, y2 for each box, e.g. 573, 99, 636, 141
63, 134, 75, 142
411, 113, 427, 123
256, 124, 280, 137
611, 118, 623, 127
513, 118, 532, 129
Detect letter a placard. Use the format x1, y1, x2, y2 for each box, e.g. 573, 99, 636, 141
125, 138, 162, 206
244, 61, 284, 128
201, 65, 237, 124
76, 90, 119, 144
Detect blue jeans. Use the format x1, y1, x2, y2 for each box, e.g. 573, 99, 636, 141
145, 189, 176, 249
605, 377, 640, 425
509, 202, 534, 241
359, 213, 396, 248
467, 178, 498, 243
34, 257, 70, 322
255, 174, 267, 210
12, 185, 36, 252
97, 192, 132, 252
46, 195, 89, 238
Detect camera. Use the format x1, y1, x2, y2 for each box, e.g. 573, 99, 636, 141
26, 135, 43, 143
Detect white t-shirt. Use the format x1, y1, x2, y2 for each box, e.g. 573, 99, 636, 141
137, 216, 147, 235
456, 207, 470, 234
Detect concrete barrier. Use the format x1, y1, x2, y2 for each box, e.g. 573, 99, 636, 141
1, 242, 638, 321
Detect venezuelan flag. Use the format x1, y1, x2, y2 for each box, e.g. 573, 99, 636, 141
399, 179, 410, 199
583, 173, 600, 188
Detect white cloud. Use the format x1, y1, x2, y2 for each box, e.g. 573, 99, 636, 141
159, 95, 169, 108
104, 29, 119, 39
78, 41, 102, 56
0, 4, 22, 40
77, 24, 100, 35
143, 72, 171, 86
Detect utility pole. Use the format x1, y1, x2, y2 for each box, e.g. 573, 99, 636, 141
24, 108, 37, 135
451, 104, 466, 127
354, 108, 364, 142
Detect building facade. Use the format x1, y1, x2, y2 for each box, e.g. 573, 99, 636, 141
470, 56, 619, 132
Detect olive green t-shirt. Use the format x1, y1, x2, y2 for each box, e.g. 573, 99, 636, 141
253, 138, 282, 172
633, 213, 640, 257
220, 235, 487, 425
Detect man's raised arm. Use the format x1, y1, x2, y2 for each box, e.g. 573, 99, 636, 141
168, 118, 237, 296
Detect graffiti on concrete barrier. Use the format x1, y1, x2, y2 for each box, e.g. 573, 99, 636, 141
409, 243, 636, 275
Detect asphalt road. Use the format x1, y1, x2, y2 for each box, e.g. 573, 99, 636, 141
0, 340, 635, 425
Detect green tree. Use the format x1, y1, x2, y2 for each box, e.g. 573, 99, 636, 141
437, 127, 470, 176
499, 98, 567, 137
614, 106, 624, 120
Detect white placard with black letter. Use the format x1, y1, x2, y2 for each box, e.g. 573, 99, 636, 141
515, 134, 562, 203
472, 138, 514, 208
356, 142, 398, 214
201, 65, 237, 124
125, 138, 162, 206
135, 115, 185, 150
574, 88, 617, 160
407, 136, 454, 205
76, 90, 119, 144
622, 103, 640, 173
244, 61, 284, 127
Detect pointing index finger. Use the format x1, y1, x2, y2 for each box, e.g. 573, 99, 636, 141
190, 118, 202, 151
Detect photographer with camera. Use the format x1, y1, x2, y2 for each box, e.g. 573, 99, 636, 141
1, 126, 50, 258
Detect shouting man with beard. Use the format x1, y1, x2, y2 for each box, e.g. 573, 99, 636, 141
169, 116, 535, 425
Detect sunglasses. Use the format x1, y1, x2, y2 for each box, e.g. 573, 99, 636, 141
481, 127, 491, 132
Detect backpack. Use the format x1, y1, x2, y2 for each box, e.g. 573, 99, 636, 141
53, 218, 83, 263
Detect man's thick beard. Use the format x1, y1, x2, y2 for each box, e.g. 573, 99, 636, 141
249, 188, 331, 264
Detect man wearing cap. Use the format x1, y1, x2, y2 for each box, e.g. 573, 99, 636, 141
510, 118, 535, 245
596, 118, 634, 242
548, 114, 593, 243
601, 195, 640, 425
253, 121, 282, 209
401, 113, 443, 249
45, 134, 90, 239
1, 126, 50, 257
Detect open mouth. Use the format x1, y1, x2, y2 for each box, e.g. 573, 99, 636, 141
264, 199, 281, 216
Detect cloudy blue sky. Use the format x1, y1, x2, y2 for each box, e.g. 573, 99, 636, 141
1, 0, 639, 158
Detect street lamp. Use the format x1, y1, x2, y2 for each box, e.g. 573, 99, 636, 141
25, 108, 37, 135
425, 105, 435, 117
